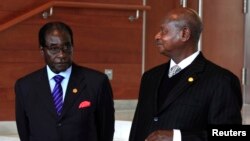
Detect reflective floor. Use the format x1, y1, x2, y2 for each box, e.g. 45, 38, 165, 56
0, 120, 132, 141
0, 102, 249, 141
0, 100, 136, 141
242, 104, 250, 124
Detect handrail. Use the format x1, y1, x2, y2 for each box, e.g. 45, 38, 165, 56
54, 1, 151, 10
0, 1, 151, 32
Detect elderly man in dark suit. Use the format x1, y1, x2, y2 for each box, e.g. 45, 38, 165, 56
15, 21, 114, 141
129, 8, 242, 141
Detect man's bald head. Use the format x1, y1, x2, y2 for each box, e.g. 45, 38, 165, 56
164, 8, 203, 44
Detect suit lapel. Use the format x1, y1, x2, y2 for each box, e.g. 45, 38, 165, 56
154, 63, 170, 114
36, 68, 58, 119
61, 64, 86, 118
158, 54, 206, 114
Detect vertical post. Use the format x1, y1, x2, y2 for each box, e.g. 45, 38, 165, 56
244, 0, 248, 14
180, 0, 188, 7
141, 0, 146, 74
198, 0, 203, 51
243, 0, 250, 104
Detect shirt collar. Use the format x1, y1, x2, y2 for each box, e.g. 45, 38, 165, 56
47, 65, 72, 81
170, 51, 200, 70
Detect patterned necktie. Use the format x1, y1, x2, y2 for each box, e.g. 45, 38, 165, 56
52, 75, 64, 116
168, 65, 182, 78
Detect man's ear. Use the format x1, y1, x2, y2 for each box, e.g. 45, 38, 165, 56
40, 47, 44, 56
180, 27, 191, 41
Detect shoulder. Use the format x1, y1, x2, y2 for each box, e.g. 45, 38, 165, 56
16, 68, 45, 83
198, 59, 240, 88
139, 63, 168, 83
14, 68, 46, 92
143, 63, 167, 77
205, 59, 238, 80
73, 64, 108, 80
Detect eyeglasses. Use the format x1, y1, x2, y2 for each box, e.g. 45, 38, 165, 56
44, 44, 72, 54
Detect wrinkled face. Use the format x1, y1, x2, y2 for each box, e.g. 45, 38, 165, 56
41, 29, 73, 73
154, 21, 182, 57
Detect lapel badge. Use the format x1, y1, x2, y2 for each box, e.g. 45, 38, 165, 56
73, 88, 78, 94
188, 77, 194, 83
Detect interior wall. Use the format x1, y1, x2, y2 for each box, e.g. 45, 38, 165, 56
202, 0, 244, 81
145, 0, 180, 70
0, 0, 143, 120
0, 0, 244, 120
145, 0, 243, 80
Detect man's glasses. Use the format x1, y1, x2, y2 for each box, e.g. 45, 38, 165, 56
44, 44, 72, 54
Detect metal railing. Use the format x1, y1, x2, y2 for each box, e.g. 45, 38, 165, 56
0, 1, 151, 32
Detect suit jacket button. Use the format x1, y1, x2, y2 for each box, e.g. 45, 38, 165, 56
154, 117, 158, 121
57, 123, 62, 127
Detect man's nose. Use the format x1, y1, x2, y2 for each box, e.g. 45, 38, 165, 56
57, 49, 66, 57
155, 32, 161, 39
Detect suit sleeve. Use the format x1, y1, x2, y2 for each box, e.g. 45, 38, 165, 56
96, 76, 115, 141
129, 73, 147, 141
15, 79, 30, 141
208, 74, 242, 124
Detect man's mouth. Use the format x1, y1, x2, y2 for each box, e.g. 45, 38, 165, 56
155, 40, 163, 46
55, 62, 68, 66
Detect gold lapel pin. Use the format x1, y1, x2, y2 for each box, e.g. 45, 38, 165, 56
73, 88, 78, 94
188, 77, 194, 82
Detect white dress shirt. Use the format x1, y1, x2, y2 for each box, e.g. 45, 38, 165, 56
169, 51, 200, 71
47, 65, 72, 102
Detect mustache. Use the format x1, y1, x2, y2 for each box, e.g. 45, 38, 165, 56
55, 58, 69, 63
155, 40, 163, 46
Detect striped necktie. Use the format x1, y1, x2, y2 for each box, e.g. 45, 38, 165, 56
52, 75, 64, 116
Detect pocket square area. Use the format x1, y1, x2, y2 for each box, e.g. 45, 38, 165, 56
79, 101, 91, 109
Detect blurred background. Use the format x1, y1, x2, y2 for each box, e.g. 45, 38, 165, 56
0, 0, 250, 140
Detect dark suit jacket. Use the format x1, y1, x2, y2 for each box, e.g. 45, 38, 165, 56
129, 53, 242, 141
15, 63, 114, 141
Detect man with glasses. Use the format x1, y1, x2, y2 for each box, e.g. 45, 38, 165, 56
15, 21, 115, 141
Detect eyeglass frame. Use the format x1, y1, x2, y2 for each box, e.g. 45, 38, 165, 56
43, 43, 73, 54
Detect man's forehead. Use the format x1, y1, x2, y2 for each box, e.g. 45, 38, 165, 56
46, 29, 66, 35
45, 31, 71, 43
161, 19, 177, 27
